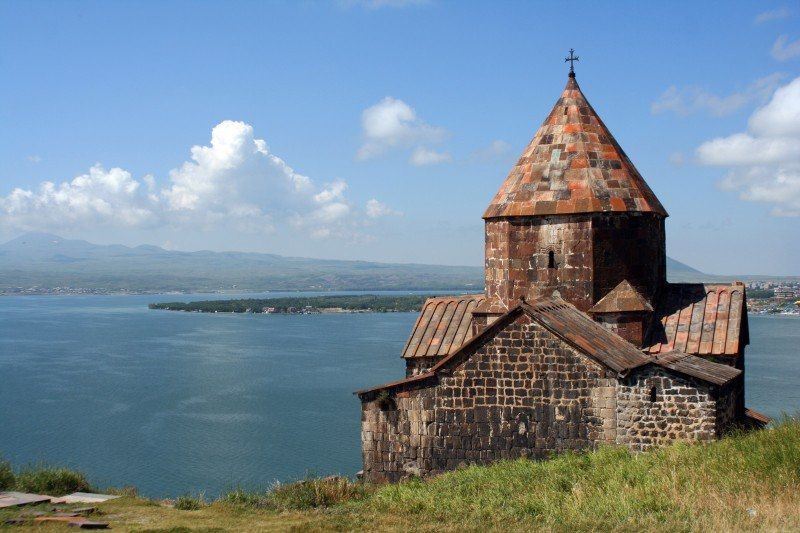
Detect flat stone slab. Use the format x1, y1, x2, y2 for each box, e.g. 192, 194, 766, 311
51, 492, 120, 504
0, 491, 52, 508
68, 521, 110, 529
35, 516, 109, 528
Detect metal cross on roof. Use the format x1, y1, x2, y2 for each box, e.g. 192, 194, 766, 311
564, 48, 579, 76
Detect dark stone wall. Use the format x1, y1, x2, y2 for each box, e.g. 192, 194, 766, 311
715, 381, 739, 435
484, 213, 665, 313
405, 357, 438, 377
593, 312, 648, 347
361, 312, 617, 482
431, 314, 617, 469
615, 366, 717, 452
485, 216, 594, 311
361, 390, 436, 483
591, 213, 665, 303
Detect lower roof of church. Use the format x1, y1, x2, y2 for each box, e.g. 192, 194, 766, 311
645, 282, 747, 356
359, 296, 742, 396
402, 282, 747, 361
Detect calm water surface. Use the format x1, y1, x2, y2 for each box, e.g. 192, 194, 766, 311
0, 293, 797, 497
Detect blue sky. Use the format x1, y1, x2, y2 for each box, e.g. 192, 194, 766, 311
1, 0, 798, 275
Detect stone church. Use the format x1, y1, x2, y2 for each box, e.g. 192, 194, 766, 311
356, 68, 768, 483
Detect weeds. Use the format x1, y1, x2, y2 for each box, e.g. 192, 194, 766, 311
219, 487, 268, 508
220, 476, 371, 511
14, 464, 92, 496
107, 485, 139, 498
365, 418, 800, 530
174, 494, 207, 510
0, 458, 14, 490
267, 476, 370, 510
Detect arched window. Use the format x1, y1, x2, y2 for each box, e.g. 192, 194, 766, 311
649, 386, 657, 403
548, 251, 556, 269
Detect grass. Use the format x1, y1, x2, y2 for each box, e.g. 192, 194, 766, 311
216, 476, 370, 512
0, 458, 14, 490
174, 494, 207, 511
0, 460, 92, 496
2, 419, 800, 531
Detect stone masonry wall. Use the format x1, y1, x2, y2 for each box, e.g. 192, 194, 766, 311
591, 213, 665, 303
430, 314, 617, 472
715, 379, 742, 435
593, 312, 648, 347
405, 357, 438, 377
360, 312, 618, 482
616, 366, 717, 451
485, 216, 594, 311
360, 389, 436, 483
484, 213, 665, 314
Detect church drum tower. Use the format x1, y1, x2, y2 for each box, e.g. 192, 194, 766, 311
474, 71, 667, 333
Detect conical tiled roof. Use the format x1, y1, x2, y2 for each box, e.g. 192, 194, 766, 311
484, 76, 667, 219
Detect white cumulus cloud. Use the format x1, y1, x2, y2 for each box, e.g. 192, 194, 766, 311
651, 74, 785, 117
365, 199, 401, 218
1, 120, 394, 239
355, 97, 447, 162
0, 165, 156, 231
696, 76, 800, 216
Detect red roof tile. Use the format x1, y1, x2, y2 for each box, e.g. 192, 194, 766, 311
645, 283, 747, 356
401, 295, 485, 359
358, 298, 740, 396
483, 76, 667, 219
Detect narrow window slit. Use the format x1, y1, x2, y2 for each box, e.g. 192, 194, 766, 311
548, 251, 556, 269
649, 386, 657, 403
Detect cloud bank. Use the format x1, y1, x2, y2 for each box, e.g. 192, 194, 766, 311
697, 77, 800, 216
1, 120, 397, 238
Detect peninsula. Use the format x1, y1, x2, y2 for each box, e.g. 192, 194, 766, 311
148, 294, 444, 314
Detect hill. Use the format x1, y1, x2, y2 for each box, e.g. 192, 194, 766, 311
1, 419, 798, 531
0, 233, 483, 293
1, 232, 785, 294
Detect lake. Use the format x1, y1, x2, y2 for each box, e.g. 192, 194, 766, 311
0, 293, 798, 498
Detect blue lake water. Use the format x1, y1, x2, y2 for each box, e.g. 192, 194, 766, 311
0, 293, 798, 498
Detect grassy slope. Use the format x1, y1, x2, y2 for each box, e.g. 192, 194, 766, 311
3, 420, 800, 532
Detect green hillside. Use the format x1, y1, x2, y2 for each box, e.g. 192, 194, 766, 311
2, 419, 798, 531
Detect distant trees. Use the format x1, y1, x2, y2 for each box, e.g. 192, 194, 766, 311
748, 289, 775, 299
149, 294, 436, 313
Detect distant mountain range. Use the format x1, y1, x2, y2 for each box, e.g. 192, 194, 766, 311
0, 232, 769, 294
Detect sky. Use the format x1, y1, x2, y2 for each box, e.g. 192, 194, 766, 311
1, 1, 799, 276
